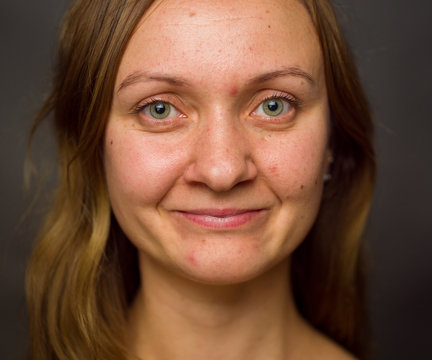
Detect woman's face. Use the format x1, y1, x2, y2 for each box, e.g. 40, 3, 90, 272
104, 0, 330, 284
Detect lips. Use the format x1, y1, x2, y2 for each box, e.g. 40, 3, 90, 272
173, 208, 266, 229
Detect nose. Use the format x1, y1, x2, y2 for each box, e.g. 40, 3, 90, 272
183, 114, 257, 192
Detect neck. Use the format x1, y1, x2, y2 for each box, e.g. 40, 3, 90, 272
127, 255, 308, 360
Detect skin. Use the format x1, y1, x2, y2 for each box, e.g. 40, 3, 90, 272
104, 0, 354, 358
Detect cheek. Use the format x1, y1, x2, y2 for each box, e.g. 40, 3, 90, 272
104, 126, 186, 206
258, 130, 327, 198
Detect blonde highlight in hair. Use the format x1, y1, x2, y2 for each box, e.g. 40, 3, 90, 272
26, 0, 375, 359
27, 1, 153, 359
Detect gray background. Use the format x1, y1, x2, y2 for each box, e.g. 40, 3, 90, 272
1, 0, 431, 358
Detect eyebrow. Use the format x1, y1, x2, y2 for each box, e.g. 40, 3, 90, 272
117, 66, 314, 93
117, 73, 188, 92
247, 67, 314, 86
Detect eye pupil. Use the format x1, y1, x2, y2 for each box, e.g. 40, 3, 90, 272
268, 100, 279, 111
263, 99, 284, 116
154, 103, 166, 114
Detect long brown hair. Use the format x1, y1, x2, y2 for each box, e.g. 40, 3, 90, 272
26, 0, 375, 359
292, 0, 375, 357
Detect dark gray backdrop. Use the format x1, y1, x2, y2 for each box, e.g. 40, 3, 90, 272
1, 0, 431, 359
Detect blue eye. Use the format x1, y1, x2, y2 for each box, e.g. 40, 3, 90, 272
255, 97, 294, 117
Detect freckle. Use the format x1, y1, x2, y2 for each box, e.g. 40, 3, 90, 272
266, 9, 270, 14
300, 184, 304, 190
267, 25, 271, 29
229, 86, 238, 96
189, 11, 196, 17
202, 239, 206, 243
110, 140, 113, 145
218, 49, 222, 54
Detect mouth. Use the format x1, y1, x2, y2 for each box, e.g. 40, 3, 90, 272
173, 208, 267, 229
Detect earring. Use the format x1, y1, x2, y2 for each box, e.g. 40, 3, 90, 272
323, 173, 332, 182
323, 154, 333, 182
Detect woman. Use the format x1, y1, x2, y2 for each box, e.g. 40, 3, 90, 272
27, 0, 375, 359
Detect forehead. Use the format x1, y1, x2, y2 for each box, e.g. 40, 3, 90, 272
117, 0, 323, 88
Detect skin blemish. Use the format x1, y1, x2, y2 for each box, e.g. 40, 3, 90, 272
269, 165, 279, 177
265, 9, 270, 14
229, 86, 238, 96
300, 184, 304, 190
189, 11, 196, 17
187, 253, 198, 266
110, 140, 113, 145
267, 25, 271, 29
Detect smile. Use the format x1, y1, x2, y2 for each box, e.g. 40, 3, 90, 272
173, 209, 266, 229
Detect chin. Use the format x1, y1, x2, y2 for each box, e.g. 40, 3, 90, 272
167, 244, 288, 286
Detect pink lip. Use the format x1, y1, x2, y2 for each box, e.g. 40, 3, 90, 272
174, 209, 265, 229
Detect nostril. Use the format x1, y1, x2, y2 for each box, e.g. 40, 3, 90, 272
183, 152, 257, 192
183, 119, 257, 191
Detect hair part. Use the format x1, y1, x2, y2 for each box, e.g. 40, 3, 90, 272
26, 0, 375, 359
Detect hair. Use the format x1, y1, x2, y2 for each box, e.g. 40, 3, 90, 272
26, 0, 375, 359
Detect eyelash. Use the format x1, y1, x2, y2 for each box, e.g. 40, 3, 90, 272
259, 93, 301, 109
130, 92, 301, 120
131, 97, 174, 115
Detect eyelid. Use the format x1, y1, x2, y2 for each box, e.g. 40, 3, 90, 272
251, 91, 301, 117
127, 96, 189, 132
129, 91, 301, 122
130, 96, 182, 116
259, 92, 301, 108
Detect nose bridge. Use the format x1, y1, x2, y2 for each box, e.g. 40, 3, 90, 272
202, 111, 241, 162
185, 110, 256, 191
